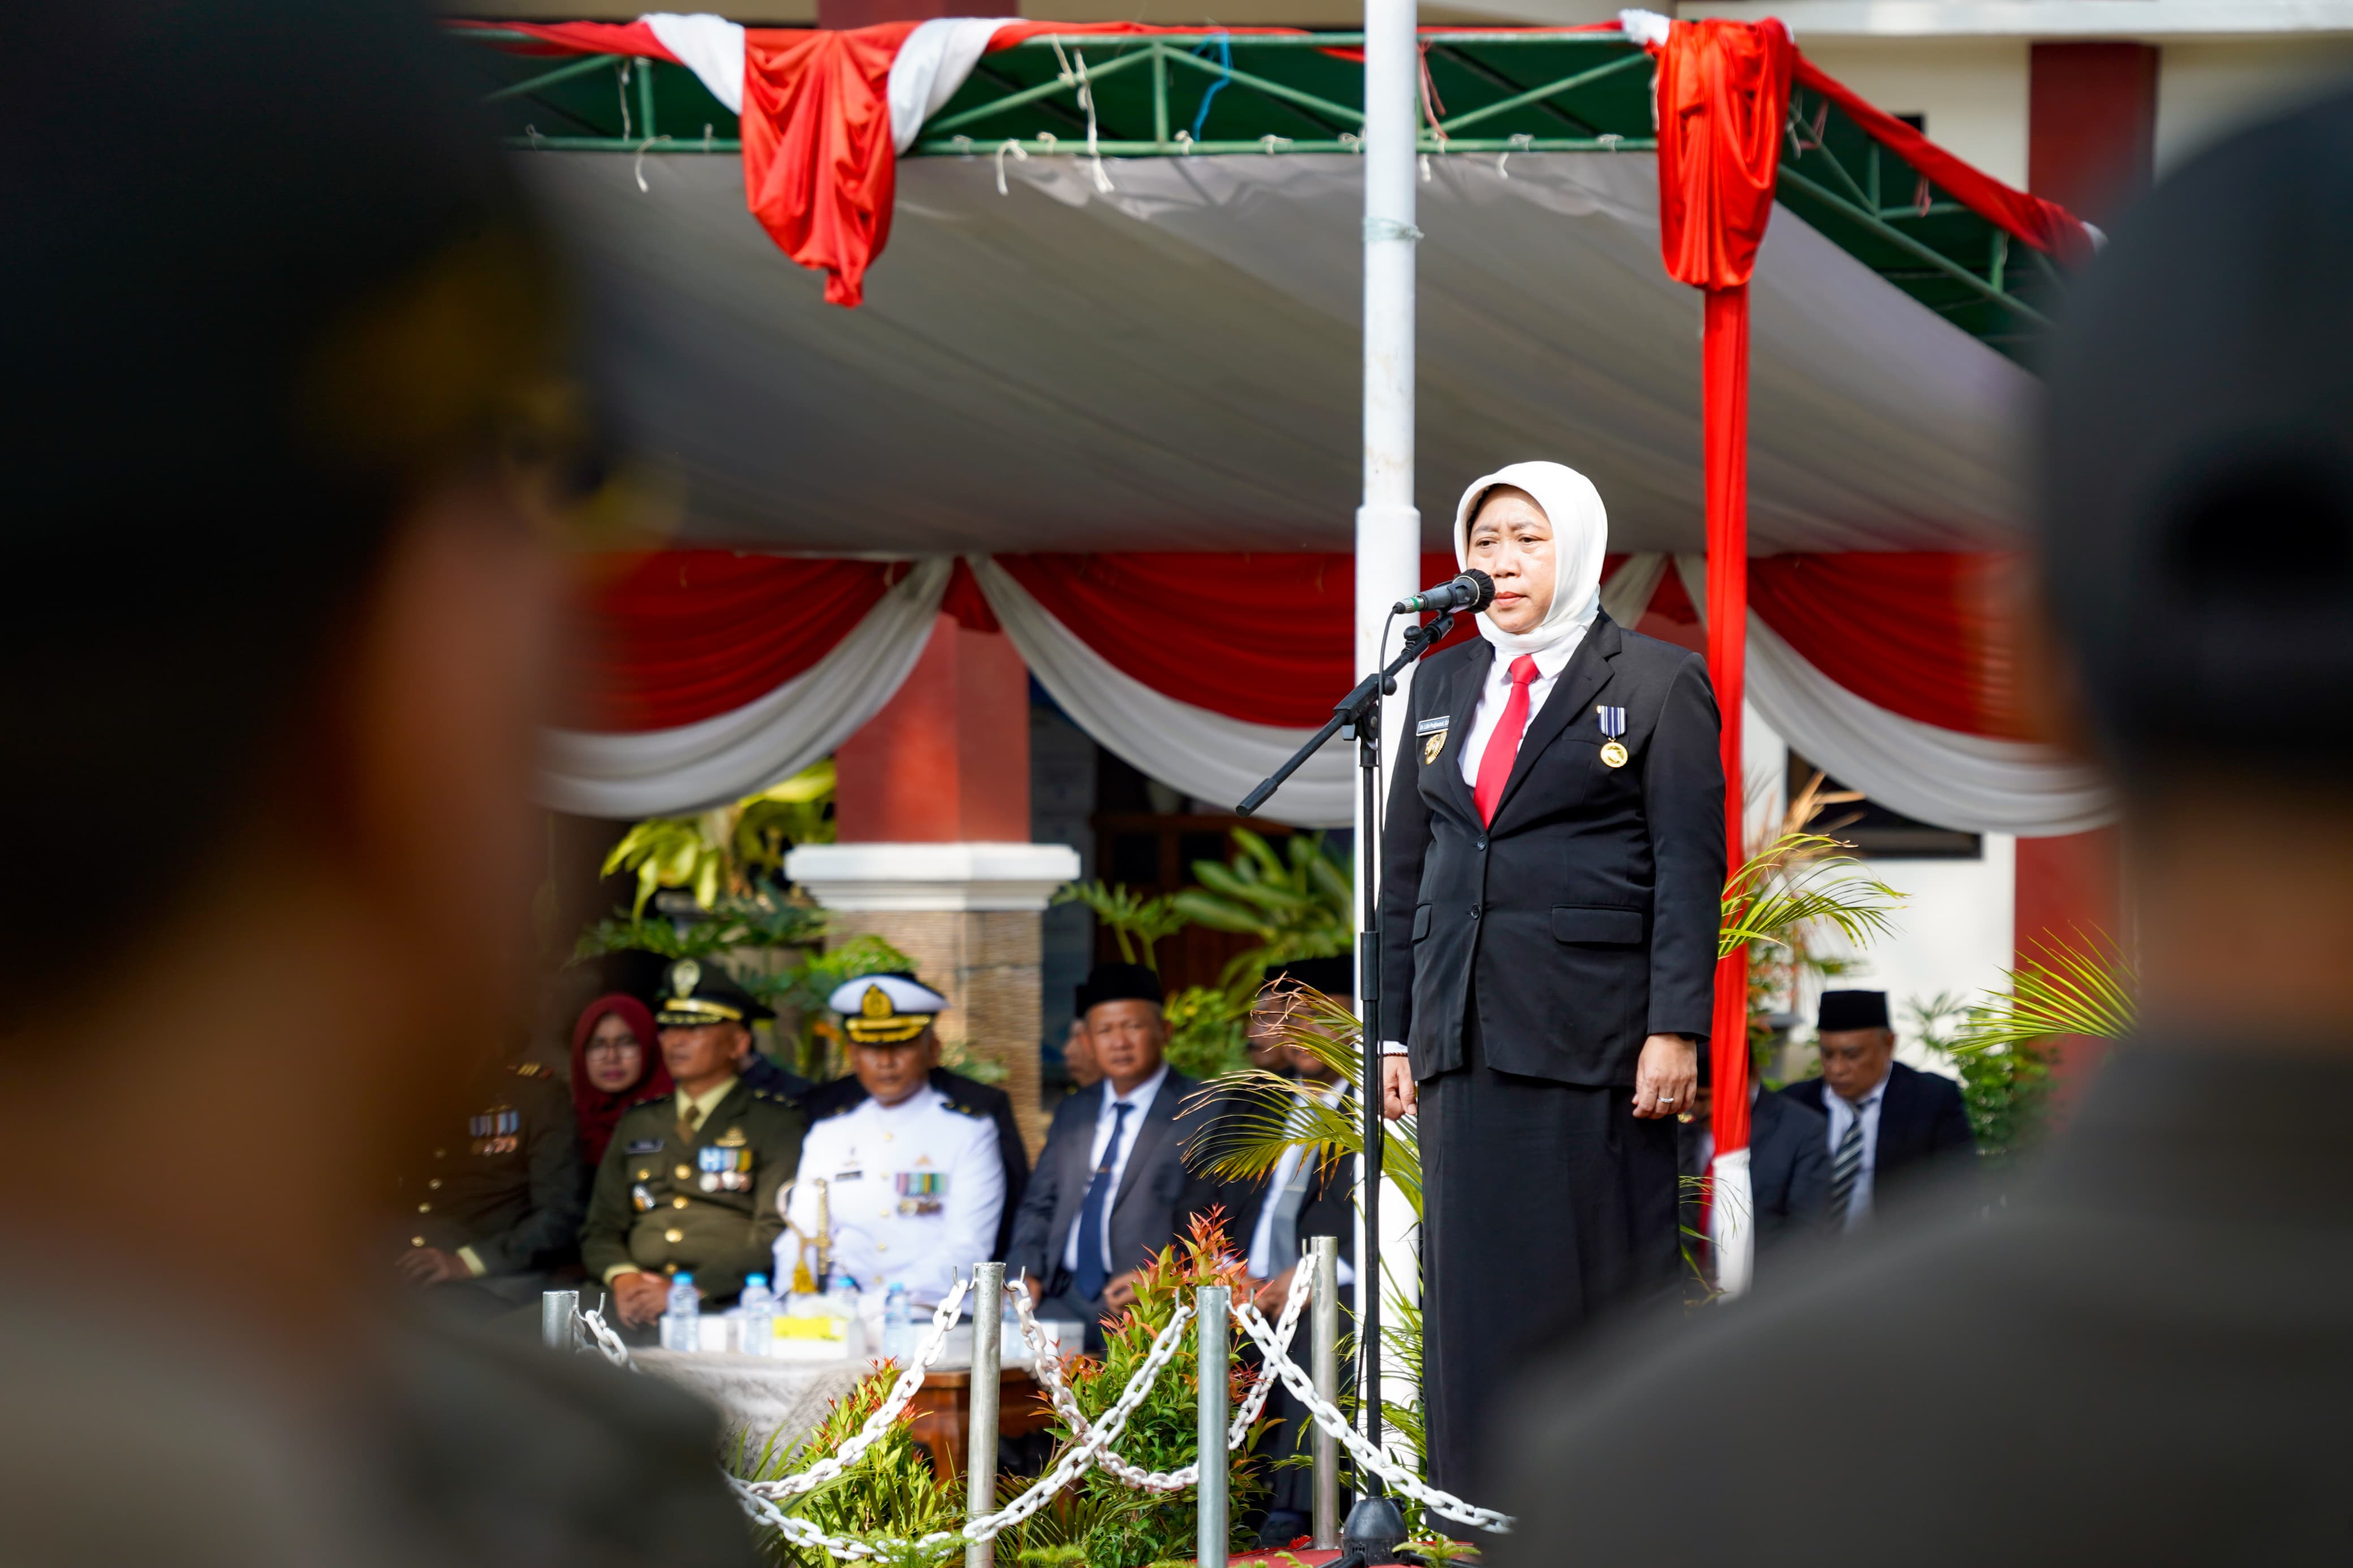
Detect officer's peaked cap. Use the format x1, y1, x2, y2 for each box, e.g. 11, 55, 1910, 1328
657, 958, 774, 1027
831, 971, 946, 1044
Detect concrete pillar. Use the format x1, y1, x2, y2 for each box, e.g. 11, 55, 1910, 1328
789, 614, 1076, 1157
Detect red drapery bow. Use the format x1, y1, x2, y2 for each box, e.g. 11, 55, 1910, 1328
1650, 18, 1794, 1167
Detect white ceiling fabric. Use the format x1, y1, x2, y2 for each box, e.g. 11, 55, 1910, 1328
523, 148, 2036, 556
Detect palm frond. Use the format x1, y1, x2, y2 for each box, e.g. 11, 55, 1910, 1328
1951, 930, 2136, 1055
1718, 833, 1906, 958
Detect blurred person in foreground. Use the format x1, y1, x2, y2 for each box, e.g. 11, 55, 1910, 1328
1494, 93, 2353, 1565
5, 4, 756, 1563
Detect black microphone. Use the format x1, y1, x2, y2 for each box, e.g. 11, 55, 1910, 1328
1393, 568, 1494, 616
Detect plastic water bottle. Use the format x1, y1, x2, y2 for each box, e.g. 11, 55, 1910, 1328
661, 1273, 700, 1353
739, 1272, 775, 1358
881, 1282, 912, 1364
828, 1275, 868, 1359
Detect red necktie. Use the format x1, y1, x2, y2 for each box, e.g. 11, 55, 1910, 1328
1473, 654, 1540, 826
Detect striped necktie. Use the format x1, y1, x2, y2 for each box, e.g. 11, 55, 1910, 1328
1829, 1104, 1865, 1224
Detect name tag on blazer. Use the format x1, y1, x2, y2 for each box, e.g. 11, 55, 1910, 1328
1416, 715, 1450, 765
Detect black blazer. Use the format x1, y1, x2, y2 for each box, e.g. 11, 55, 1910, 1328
1007, 1069, 1215, 1290
801, 1066, 1032, 1260
1677, 1088, 1829, 1252
1377, 614, 1725, 1087
1780, 1061, 1976, 1199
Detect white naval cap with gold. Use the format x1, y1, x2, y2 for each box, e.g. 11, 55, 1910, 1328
828, 971, 949, 1044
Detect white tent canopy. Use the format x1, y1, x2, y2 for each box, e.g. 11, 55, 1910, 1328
529, 149, 2036, 555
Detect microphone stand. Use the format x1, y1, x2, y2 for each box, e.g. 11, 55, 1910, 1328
1238, 604, 1455, 1548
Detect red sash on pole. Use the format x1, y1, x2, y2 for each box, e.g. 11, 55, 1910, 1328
1650, 18, 1794, 1169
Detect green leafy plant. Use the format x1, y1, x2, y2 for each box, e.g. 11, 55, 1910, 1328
733, 1367, 960, 1567
603, 761, 838, 918
1025, 1211, 1270, 1567
1169, 829, 1352, 989
1051, 880, 1189, 970
1160, 984, 1253, 1081
572, 891, 828, 964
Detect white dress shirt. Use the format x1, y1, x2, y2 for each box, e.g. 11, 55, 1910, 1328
1061, 1064, 1170, 1275
1244, 1079, 1356, 1286
1381, 627, 1589, 1057
1825, 1065, 1893, 1228
1455, 627, 1588, 787
779, 1085, 1004, 1306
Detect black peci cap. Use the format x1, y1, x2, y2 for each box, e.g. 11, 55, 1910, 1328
1816, 990, 1891, 1034
1075, 962, 1163, 1016
1262, 955, 1356, 1000
2041, 90, 2353, 775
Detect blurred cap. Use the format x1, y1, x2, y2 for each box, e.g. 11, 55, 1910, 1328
657, 959, 774, 1027
1816, 990, 1891, 1034
1261, 955, 1355, 1000
829, 973, 946, 1044
1076, 962, 1162, 1016
2041, 90, 2353, 773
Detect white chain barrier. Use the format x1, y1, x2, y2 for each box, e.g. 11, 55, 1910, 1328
738, 1279, 972, 1501
1007, 1264, 1311, 1492
1230, 1297, 1515, 1535
561, 1262, 1511, 1557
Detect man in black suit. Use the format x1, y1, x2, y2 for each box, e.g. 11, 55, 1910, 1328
1779, 990, 1975, 1228
1010, 962, 1214, 1350
1678, 1081, 1829, 1260
1377, 463, 1723, 1498
1493, 96, 2353, 1565
801, 1057, 1031, 1260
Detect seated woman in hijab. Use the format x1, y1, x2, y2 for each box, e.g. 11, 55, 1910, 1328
1374, 464, 1723, 1505
572, 995, 671, 1181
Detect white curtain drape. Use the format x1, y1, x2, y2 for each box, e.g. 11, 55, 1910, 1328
540, 558, 952, 819
1669, 554, 2115, 836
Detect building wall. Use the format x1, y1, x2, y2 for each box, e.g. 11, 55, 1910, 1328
2156, 38, 2353, 173
1800, 38, 2032, 188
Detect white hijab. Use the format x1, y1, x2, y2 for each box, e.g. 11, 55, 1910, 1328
1451, 461, 1610, 658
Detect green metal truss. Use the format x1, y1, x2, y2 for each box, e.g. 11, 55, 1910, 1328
456, 25, 2064, 361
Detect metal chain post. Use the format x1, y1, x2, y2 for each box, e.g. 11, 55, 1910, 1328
1196, 1285, 1230, 1568
1309, 1237, 1341, 1548
541, 1289, 580, 1354
964, 1264, 1003, 1568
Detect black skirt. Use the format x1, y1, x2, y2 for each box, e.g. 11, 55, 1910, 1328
1419, 1007, 1681, 1507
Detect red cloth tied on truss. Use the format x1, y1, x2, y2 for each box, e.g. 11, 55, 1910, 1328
741, 23, 920, 309
1652, 18, 1795, 291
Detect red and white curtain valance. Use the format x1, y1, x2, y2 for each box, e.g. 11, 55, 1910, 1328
544, 547, 2114, 834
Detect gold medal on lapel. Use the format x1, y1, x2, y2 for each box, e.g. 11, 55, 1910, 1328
1416, 715, 1449, 766
1596, 705, 1630, 769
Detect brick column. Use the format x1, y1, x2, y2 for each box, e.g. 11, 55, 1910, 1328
789, 612, 1075, 1157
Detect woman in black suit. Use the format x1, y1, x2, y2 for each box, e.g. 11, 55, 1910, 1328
1377, 463, 1724, 1501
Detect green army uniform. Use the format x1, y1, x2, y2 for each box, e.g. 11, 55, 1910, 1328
580, 957, 805, 1303
395, 1060, 585, 1306
581, 1079, 804, 1301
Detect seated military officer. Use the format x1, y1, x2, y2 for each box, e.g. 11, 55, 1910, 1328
393, 1053, 585, 1311
779, 973, 1006, 1309
581, 959, 807, 1332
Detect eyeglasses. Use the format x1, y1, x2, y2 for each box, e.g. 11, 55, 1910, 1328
584, 1038, 641, 1058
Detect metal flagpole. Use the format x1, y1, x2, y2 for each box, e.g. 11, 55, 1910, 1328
1356, 0, 1420, 1483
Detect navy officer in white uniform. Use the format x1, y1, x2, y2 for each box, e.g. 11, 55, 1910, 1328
776, 972, 1005, 1308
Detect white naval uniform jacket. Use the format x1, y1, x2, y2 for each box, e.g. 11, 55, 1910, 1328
777, 1084, 1005, 1306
